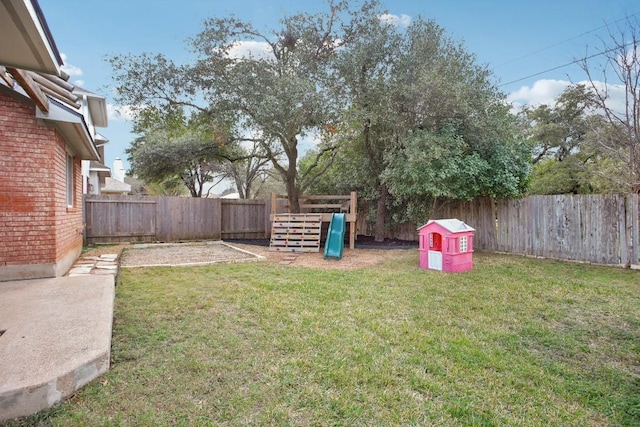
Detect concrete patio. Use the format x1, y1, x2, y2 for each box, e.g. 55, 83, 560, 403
0, 274, 115, 421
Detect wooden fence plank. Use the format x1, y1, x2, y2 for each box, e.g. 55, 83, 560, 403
84, 195, 156, 243
221, 199, 268, 239
156, 197, 221, 242
85, 195, 265, 244
628, 194, 640, 266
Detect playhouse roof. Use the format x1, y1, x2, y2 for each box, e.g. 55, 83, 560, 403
418, 218, 475, 233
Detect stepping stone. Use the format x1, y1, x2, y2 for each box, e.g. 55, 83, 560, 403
93, 269, 117, 275
68, 266, 93, 275
95, 261, 117, 267
99, 254, 118, 261
95, 264, 118, 270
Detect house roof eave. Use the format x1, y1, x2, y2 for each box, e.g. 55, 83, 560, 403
0, 0, 62, 76
94, 132, 109, 144
89, 160, 111, 174
87, 94, 108, 128
74, 87, 108, 127
36, 97, 100, 160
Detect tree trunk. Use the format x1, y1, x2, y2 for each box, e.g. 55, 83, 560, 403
287, 183, 301, 213
374, 182, 388, 242
233, 175, 245, 199
284, 135, 301, 212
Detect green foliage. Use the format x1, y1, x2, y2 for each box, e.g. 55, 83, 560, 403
520, 84, 630, 195
186, 1, 378, 209
528, 158, 591, 195
301, 119, 378, 196
329, 16, 530, 228
577, 17, 640, 192
384, 120, 530, 224
143, 178, 189, 197
127, 110, 236, 197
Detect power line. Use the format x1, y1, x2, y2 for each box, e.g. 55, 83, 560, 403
496, 11, 640, 69
498, 41, 635, 87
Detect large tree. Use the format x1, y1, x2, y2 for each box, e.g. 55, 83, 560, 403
323, 15, 529, 237
110, 0, 376, 210
330, 13, 400, 240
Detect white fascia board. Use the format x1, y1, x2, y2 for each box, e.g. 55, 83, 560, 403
0, 0, 62, 75
36, 98, 100, 160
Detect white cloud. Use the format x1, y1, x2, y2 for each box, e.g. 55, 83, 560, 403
59, 52, 83, 77
506, 79, 571, 110
228, 40, 274, 60
507, 78, 629, 116
107, 103, 135, 121
378, 13, 411, 28
72, 79, 85, 87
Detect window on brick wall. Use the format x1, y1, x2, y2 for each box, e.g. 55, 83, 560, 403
66, 153, 74, 207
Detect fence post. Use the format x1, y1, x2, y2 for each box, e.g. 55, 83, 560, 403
625, 193, 640, 267
270, 192, 277, 218
265, 199, 272, 238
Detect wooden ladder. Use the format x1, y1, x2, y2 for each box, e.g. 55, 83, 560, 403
269, 213, 322, 252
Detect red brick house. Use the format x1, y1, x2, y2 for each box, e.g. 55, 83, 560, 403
0, 0, 108, 281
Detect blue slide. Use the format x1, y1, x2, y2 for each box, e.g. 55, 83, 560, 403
324, 213, 346, 260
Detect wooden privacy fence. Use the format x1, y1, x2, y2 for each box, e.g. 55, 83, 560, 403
83, 195, 271, 244
361, 194, 639, 267
493, 194, 639, 266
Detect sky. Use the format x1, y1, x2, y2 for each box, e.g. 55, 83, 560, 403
38, 0, 640, 177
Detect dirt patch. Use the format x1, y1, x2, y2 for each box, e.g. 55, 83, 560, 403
120, 242, 264, 267
227, 242, 412, 270
82, 239, 417, 270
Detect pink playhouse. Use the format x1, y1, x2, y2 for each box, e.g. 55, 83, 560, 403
418, 219, 475, 272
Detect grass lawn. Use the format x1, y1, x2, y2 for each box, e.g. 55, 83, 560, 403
6, 252, 640, 426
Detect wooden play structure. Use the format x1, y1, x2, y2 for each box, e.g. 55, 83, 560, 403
269, 192, 357, 252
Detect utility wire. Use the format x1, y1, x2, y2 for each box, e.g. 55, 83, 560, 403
499, 41, 635, 87
496, 11, 640, 69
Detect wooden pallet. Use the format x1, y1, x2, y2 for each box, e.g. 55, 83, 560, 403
269, 213, 322, 252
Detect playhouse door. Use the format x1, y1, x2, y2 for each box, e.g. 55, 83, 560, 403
428, 250, 443, 271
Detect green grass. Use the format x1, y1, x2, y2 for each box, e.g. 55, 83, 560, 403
5, 252, 640, 426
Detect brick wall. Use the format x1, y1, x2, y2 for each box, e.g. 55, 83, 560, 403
0, 91, 83, 280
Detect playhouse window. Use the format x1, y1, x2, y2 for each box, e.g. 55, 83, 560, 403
459, 236, 468, 252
